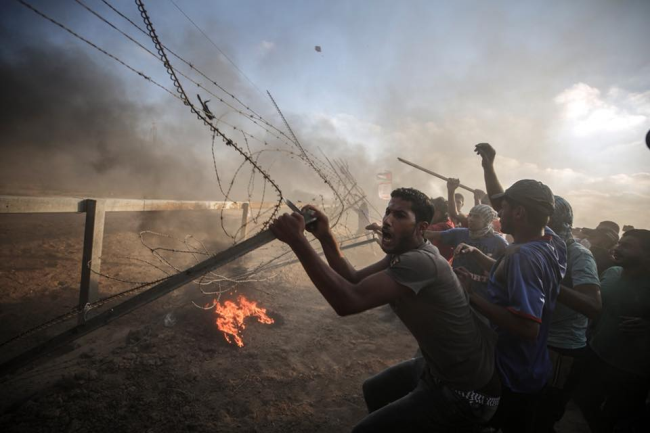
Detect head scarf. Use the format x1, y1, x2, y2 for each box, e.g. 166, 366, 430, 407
468, 204, 498, 239
548, 195, 573, 242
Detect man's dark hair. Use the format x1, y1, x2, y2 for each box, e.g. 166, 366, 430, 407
391, 188, 435, 224
622, 229, 650, 254
454, 192, 465, 202
504, 197, 549, 228
599, 220, 620, 234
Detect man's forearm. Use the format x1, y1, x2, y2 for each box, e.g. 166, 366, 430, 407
483, 164, 505, 211
557, 284, 601, 320
424, 230, 442, 243
448, 188, 459, 219
472, 250, 497, 273
317, 232, 360, 283
470, 294, 539, 340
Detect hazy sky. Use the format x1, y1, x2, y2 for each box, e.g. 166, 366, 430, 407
1, 0, 649, 229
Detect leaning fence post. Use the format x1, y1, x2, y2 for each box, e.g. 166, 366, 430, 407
240, 202, 250, 241
78, 199, 106, 324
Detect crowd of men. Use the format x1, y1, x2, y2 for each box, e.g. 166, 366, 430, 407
269, 143, 649, 433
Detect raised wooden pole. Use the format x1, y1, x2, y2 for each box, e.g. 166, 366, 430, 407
78, 199, 106, 324
397, 157, 476, 193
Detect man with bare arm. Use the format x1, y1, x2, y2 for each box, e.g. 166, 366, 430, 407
270, 188, 500, 432
454, 143, 567, 433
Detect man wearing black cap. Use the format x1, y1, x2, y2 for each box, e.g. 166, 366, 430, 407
454, 143, 567, 433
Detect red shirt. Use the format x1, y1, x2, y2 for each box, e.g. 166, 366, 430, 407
428, 218, 455, 260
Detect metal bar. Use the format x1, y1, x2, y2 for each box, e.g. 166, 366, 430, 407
0, 227, 279, 378
397, 157, 475, 192
78, 200, 106, 324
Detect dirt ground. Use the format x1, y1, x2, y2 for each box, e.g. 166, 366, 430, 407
0, 211, 590, 432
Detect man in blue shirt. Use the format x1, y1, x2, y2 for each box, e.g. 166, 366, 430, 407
454, 143, 567, 433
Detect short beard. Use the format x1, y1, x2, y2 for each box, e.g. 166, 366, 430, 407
394, 225, 421, 253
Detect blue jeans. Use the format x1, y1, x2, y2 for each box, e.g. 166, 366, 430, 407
352, 357, 498, 432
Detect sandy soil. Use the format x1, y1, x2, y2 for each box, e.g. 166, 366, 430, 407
0, 212, 589, 432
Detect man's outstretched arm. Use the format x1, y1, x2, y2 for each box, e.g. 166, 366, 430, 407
454, 243, 497, 273
469, 292, 540, 340
270, 212, 411, 316
558, 284, 601, 320
475, 143, 505, 211
424, 230, 443, 243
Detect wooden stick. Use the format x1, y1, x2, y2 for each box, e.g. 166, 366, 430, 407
397, 157, 475, 193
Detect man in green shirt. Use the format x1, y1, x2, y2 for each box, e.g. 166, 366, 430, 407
573, 229, 650, 433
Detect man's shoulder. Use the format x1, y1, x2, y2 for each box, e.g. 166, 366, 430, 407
517, 231, 565, 258
429, 221, 451, 231
390, 242, 439, 268
503, 243, 524, 257
442, 227, 468, 240
601, 266, 624, 281
567, 241, 596, 264
503, 238, 561, 271
567, 240, 592, 254
485, 233, 508, 247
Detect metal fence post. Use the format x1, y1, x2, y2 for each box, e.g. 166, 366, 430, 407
240, 202, 250, 241
78, 199, 106, 324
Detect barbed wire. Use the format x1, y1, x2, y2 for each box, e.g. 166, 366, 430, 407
135, 0, 285, 229
97, 0, 343, 184
68, 0, 362, 214
15, 0, 182, 102
1, 0, 379, 354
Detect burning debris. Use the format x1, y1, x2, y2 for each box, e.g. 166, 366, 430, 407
213, 296, 274, 347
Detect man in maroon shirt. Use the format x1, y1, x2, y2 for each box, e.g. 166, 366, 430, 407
427, 196, 455, 260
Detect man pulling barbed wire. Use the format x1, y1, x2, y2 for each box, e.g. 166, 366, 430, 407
270, 188, 500, 432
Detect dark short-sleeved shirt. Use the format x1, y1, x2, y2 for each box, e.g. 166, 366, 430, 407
590, 246, 616, 277
428, 219, 455, 260
486, 228, 567, 393
589, 267, 650, 378
440, 228, 508, 299
548, 240, 600, 350
385, 240, 497, 391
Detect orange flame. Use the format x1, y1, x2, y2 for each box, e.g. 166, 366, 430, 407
213, 296, 274, 347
